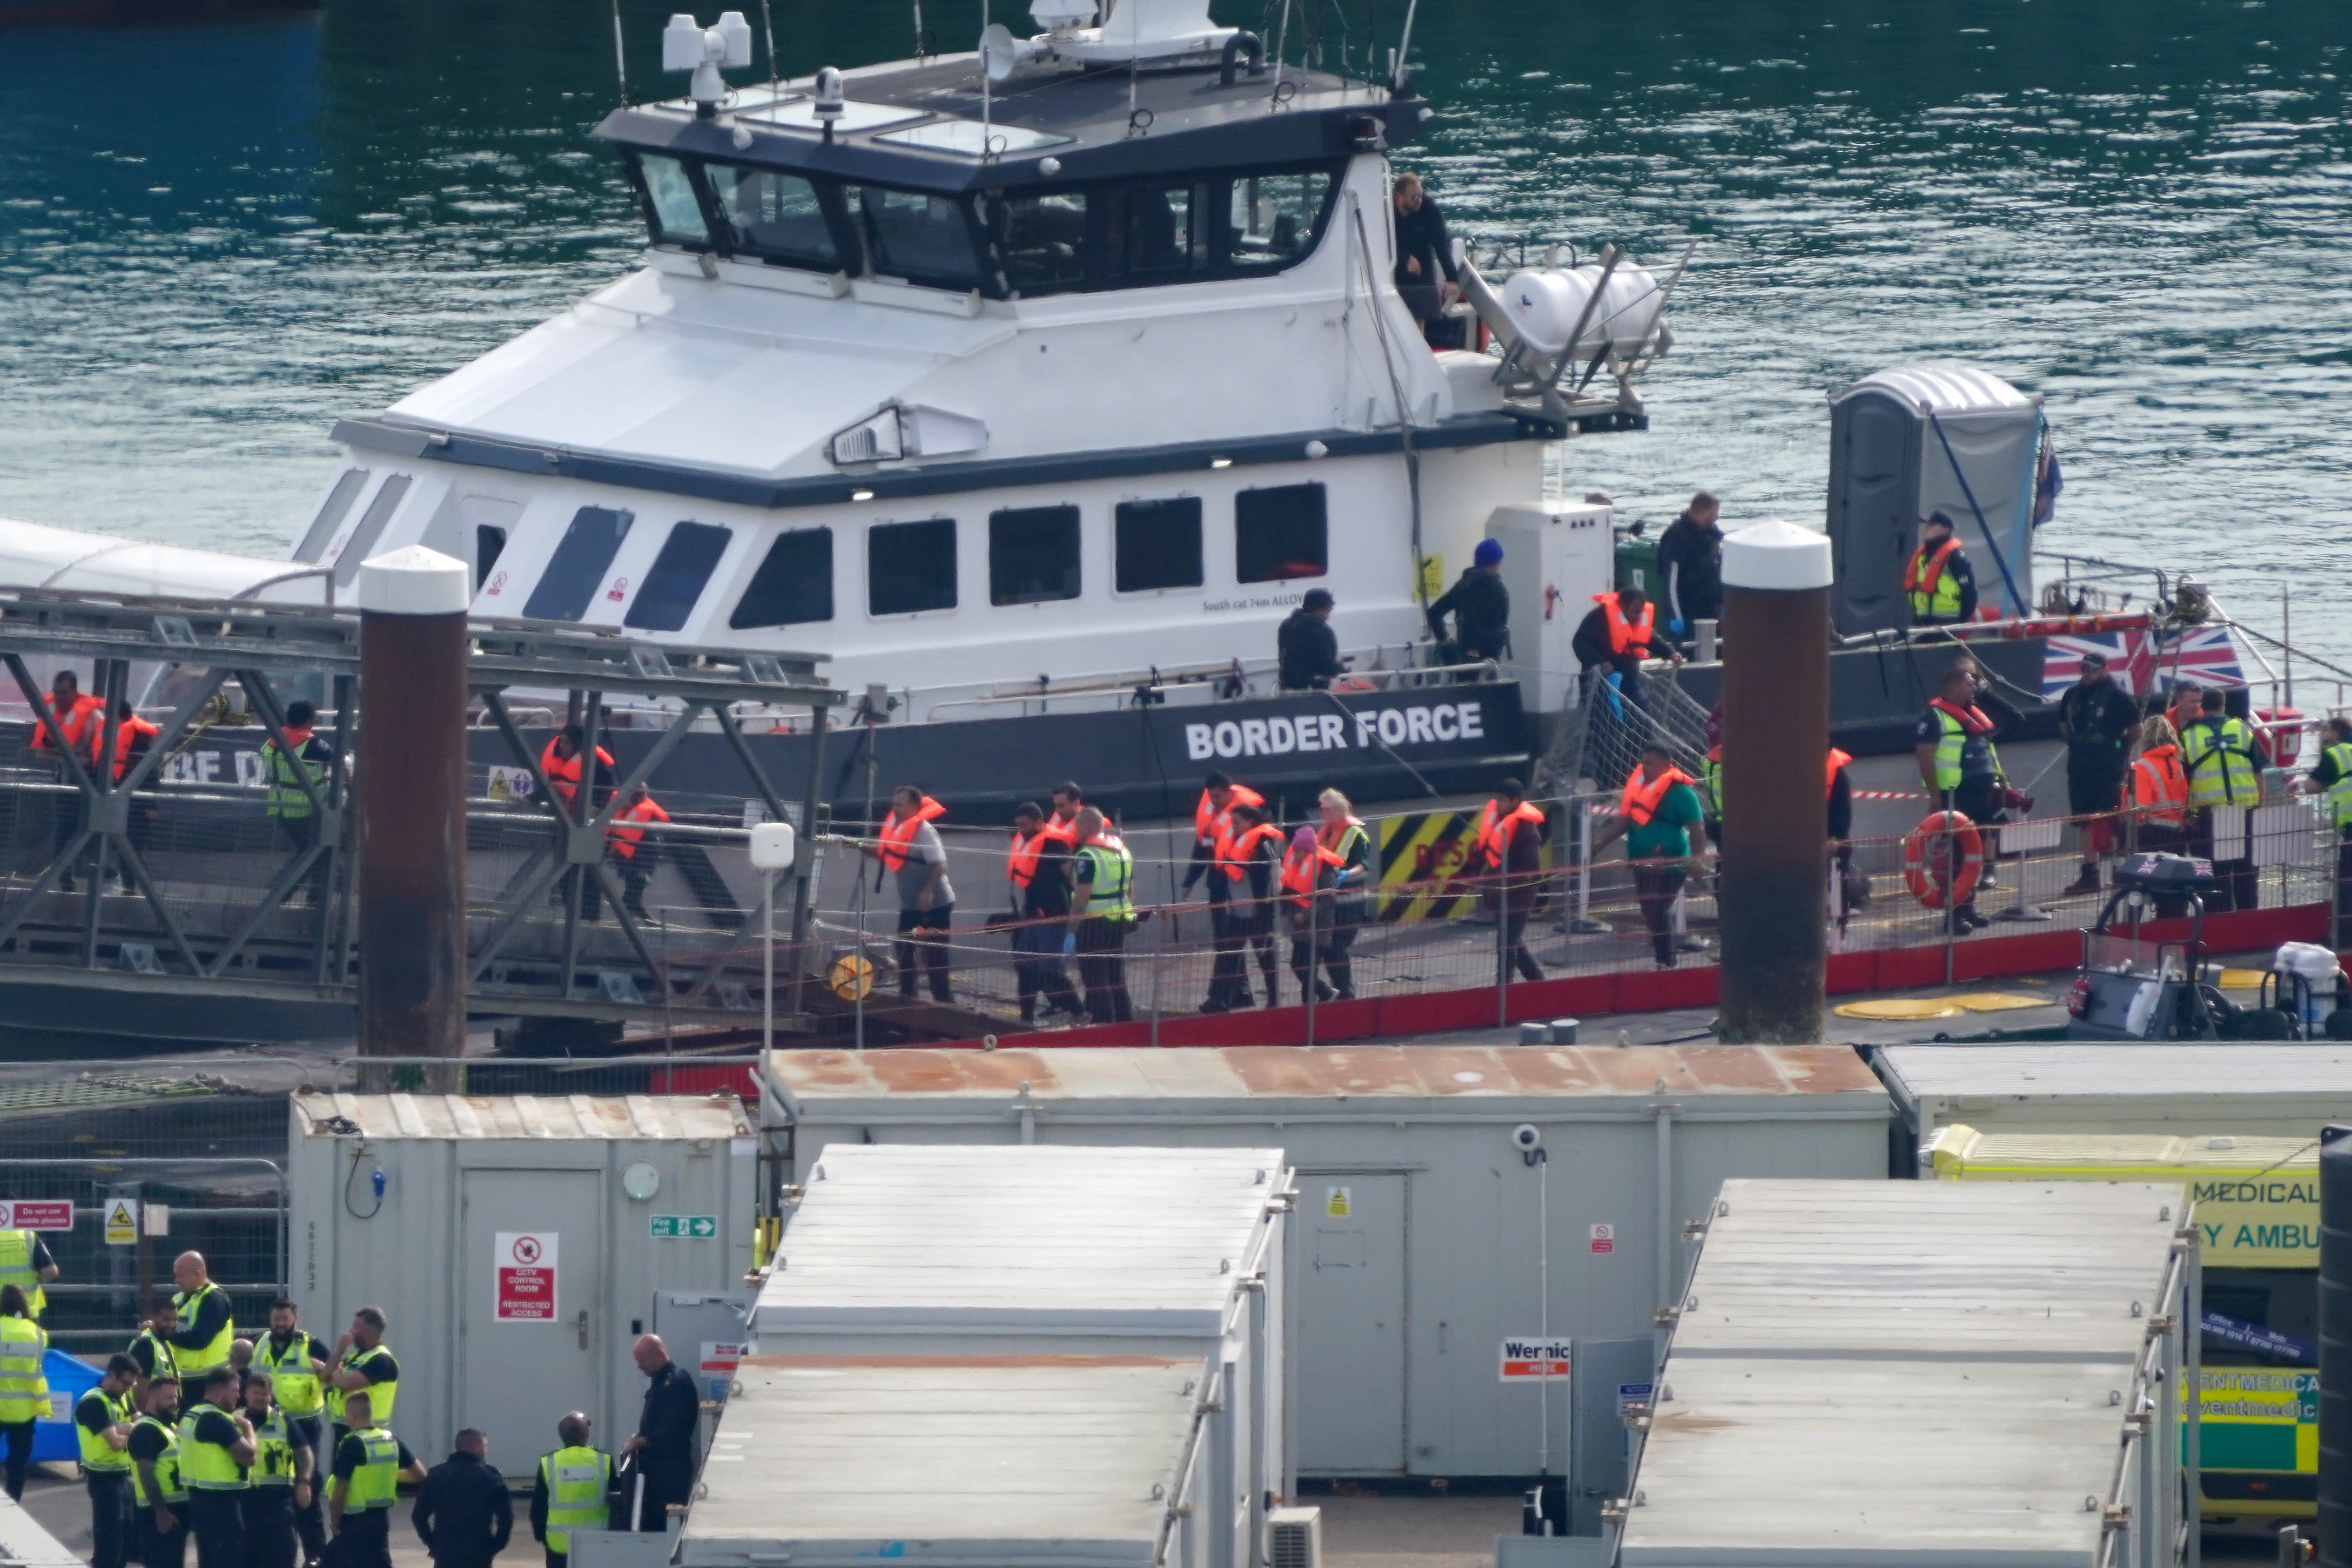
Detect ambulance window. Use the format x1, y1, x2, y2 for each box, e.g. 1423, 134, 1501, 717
1234, 483, 1326, 583
1114, 497, 1202, 592
294, 469, 369, 563
627, 521, 733, 632
524, 506, 634, 622
868, 518, 957, 616
989, 505, 1080, 606
730, 528, 834, 629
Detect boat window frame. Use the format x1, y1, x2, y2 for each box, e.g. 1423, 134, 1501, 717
987, 503, 1083, 608
625, 519, 735, 633
729, 526, 837, 630
866, 515, 960, 619
1113, 495, 1205, 595
523, 504, 636, 623
1234, 481, 1328, 586
622, 150, 720, 252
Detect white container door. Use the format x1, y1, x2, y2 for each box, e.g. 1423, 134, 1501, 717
1293, 1173, 1406, 1474
459, 1168, 604, 1477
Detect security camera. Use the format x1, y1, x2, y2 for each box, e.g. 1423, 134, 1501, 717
1511, 1124, 1542, 1152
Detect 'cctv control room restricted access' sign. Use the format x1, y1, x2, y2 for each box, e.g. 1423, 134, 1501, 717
495, 1231, 559, 1322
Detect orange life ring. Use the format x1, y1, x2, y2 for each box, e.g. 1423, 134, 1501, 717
1901, 811, 1984, 911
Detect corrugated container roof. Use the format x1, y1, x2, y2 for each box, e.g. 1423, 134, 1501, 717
292, 1092, 751, 1141
1878, 1043, 2352, 1111
755, 1145, 1283, 1337
679, 1355, 1197, 1567
1621, 1179, 2183, 1568
767, 1044, 1884, 1119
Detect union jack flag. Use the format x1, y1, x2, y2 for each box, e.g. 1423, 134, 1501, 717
2041, 625, 2247, 700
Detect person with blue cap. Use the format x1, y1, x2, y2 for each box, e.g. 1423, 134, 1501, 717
1427, 539, 1512, 664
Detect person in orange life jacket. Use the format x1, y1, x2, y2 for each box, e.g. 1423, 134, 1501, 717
1206, 802, 1285, 1012
1067, 808, 1135, 1024
89, 698, 163, 893
1590, 744, 1709, 970
541, 723, 617, 919
604, 782, 668, 923
1903, 510, 1978, 626
1005, 802, 1085, 1024
1570, 586, 1682, 711
2129, 715, 2195, 920
1309, 789, 1374, 1000
1912, 659, 2019, 933
1183, 773, 1266, 1011
861, 785, 954, 1003
1279, 823, 1346, 1004
1476, 777, 1548, 984
1048, 781, 1084, 837
31, 669, 104, 891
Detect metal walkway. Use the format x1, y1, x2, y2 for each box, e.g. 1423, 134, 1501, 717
0, 587, 842, 1041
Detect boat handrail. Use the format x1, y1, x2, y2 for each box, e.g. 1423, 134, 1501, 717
919, 658, 1503, 721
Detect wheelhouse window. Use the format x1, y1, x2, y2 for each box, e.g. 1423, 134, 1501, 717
845, 185, 983, 291
996, 190, 1088, 296
626, 521, 733, 632
1235, 484, 1327, 584
524, 506, 634, 622
631, 153, 711, 248
1111, 181, 1208, 282
989, 506, 1080, 606
1114, 498, 1202, 593
730, 528, 834, 629
294, 469, 368, 563
475, 525, 507, 592
868, 518, 958, 616
704, 165, 842, 271
1227, 172, 1333, 272
329, 473, 412, 588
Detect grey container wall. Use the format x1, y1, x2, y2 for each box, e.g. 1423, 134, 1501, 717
747, 1145, 1288, 1568
288, 1093, 758, 1480
2323, 1126, 2351, 1568
762, 1046, 1892, 1482
1827, 365, 2042, 634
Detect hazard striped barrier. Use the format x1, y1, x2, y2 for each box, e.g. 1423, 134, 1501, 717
1375, 811, 1555, 923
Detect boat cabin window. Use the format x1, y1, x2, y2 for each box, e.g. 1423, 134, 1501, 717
1114, 497, 1202, 593
1227, 172, 1330, 273
633, 153, 713, 248
704, 165, 842, 271
989, 505, 1081, 606
475, 525, 508, 592
627, 521, 733, 632
730, 527, 834, 629
869, 518, 958, 616
1110, 181, 1209, 282
525, 505, 634, 621
843, 184, 984, 292
330, 474, 413, 588
294, 469, 369, 563
1235, 483, 1327, 583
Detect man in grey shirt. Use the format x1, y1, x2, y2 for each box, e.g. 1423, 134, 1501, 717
863, 785, 956, 1003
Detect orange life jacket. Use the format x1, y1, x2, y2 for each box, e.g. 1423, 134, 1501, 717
1927, 697, 1994, 735
1218, 822, 1287, 883
877, 795, 947, 872
609, 795, 669, 859
1620, 767, 1695, 826
1825, 748, 1852, 797
1903, 537, 1961, 596
1477, 800, 1545, 867
2132, 744, 2189, 827
1007, 816, 1077, 889
101, 716, 162, 783
1194, 784, 1264, 847
31, 691, 101, 756
1280, 837, 1342, 904
1594, 594, 1655, 657
541, 737, 616, 807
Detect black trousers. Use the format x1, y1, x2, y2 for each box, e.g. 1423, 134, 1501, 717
1498, 912, 1543, 984
1075, 917, 1133, 1023
186, 1490, 246, 1568
2190, 809, 2261, 912
327, 1509, 392, 1568
1320, 910, 1362, 997
88, 1469, 132, 1568
2337, 827, 2352, 948
287, 1413, 328, 1561
0, 1417, 29, 1499
135, 1504, 189, 1568
893, 905, 955, 1002
242, 1486, 298, 1568
1633, 865, 1688, 968
273, 814, 333, 905
1011, 920, 1080, 1018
